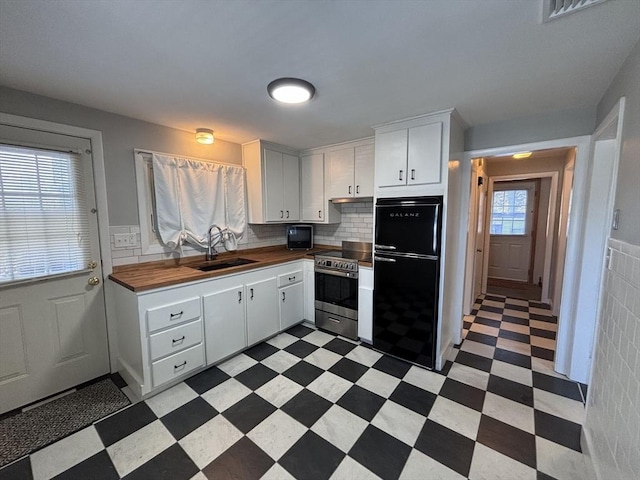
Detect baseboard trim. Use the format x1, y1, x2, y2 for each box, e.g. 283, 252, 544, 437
580, 427, 600, 480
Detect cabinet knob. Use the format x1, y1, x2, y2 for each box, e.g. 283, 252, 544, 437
399, 170, 403, 181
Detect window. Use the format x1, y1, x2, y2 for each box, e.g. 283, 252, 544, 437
490, 189, 528, 235
0, 144, 91, 284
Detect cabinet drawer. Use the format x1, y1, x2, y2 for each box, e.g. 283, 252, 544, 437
147, 297, 201, 333
149, 319, 202, 361
152, 343, 204, 388
278, 270, 303, 287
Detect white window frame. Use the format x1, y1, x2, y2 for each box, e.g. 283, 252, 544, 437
134, 149, 247, 256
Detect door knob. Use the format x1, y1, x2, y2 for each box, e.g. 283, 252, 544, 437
88, 276, 100, 286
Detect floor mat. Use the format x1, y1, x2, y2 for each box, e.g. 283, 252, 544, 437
0, 378, 130, 467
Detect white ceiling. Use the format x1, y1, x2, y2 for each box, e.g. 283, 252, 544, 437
0, 0, 638, 150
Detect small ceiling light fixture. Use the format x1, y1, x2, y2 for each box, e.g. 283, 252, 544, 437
195, 128, 214, 144
267, 77, 315, 104
513, 151, 532, 159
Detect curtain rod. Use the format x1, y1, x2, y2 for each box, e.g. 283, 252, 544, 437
134, 148, 244, 168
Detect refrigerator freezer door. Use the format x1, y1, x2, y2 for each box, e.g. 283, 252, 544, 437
374, 196, 442, 257
373, 252, 439, 369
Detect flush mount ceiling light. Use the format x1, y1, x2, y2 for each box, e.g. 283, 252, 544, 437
267, 78, 315, 104
195, 128, 214, 144
513, 151, 532, 159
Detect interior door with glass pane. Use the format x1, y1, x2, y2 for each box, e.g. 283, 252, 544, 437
0, 125, 109, 414
487, 181, 535, 282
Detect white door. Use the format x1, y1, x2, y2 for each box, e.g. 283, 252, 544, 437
473, 171, 488, 299
301, 153, 325, 221
354, 144, 374, 197
246, 277, 278, 345
282, 153, 300, 221
203, 285, 246, 365
487, 181, 536, 282
0, 125, 109, 414
279, 283, 303, 331
328, 147, 354, 198
263, 148, 284, 221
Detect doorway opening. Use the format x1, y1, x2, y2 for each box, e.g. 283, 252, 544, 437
462, 147, 576, 365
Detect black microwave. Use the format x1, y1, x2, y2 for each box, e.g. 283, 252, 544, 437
286, 224, 313, 250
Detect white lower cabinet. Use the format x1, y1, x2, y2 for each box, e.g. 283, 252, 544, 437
358, 266, 373, 343
113, 260, 305, 399
279, 282, 304, 331
246, 276, 279, 346
203, 285, 246, 365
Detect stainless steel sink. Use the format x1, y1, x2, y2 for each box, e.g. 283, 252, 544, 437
193, 257, 258, 272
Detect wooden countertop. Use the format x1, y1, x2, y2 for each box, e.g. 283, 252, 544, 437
109, 244, 372, 293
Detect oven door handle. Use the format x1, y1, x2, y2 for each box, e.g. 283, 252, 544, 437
315, 267, 358, 279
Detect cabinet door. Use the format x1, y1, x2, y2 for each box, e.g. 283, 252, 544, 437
301, 154, 325, 222
282, 153, 300, 221
203, 285, 246, 365
264, 148, 284, 221
354, 143, 374, 197
375, 129, 408, 187
246, 277, 278, 345
407, 122, 442, 185
328, 148, 355, 198
279, 283, 304, 331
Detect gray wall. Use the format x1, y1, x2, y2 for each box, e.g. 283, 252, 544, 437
0, 87, 242, 226
465, 106, 597, 151
596, 40, 640, 245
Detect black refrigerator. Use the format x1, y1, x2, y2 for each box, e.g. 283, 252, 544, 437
373, 196, 442, 369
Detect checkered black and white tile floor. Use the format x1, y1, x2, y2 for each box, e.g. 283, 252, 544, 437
2, 294, 593, 480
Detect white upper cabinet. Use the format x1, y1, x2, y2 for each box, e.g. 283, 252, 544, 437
244, 140, 300, 223
375, 121, 442, 188
300, 153, 341, 224
327, 139, 374, 199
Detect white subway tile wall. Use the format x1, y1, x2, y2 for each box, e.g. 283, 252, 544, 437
108, 203, 374, 265
314, 201, 374, 246
584, 238, 640, 480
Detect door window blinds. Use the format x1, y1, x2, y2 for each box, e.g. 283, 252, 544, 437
0, 144, 91, 284
151, 154, 246, 251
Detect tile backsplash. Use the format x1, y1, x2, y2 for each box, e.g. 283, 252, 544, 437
314, 201, 373, 246
584, 238, 640, 480
108, 201, 374, 266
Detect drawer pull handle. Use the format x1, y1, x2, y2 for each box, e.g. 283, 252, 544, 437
356, 185, 360, 194
280, 210, 284, 219
172, 336, 185, 345
250, 288, 254, 300
286, 210, 290, 218
411, 169, 416, 180
348, 185, 352, 195
318, 210, 322, 218
238, 291, 242, 303
174, 361, 187, 371
399, 170, 403, 181
288, 276, 296, 281
282, 291, 286, 302
170, 311, 183, 319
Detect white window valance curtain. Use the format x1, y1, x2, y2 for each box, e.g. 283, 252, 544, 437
151, 154, 246, 251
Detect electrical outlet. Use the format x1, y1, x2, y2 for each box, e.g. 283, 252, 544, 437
114, 233, 131, 247
127, 233, 139, 247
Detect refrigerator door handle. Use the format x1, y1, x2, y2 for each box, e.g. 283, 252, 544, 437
432, 204, 440, 253
374, 244, 397, 250
374, 256, 396, 262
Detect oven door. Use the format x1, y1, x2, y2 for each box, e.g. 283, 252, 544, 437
314, 268, 358, 319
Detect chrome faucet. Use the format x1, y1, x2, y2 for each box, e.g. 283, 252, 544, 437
206, 224, 223, 260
